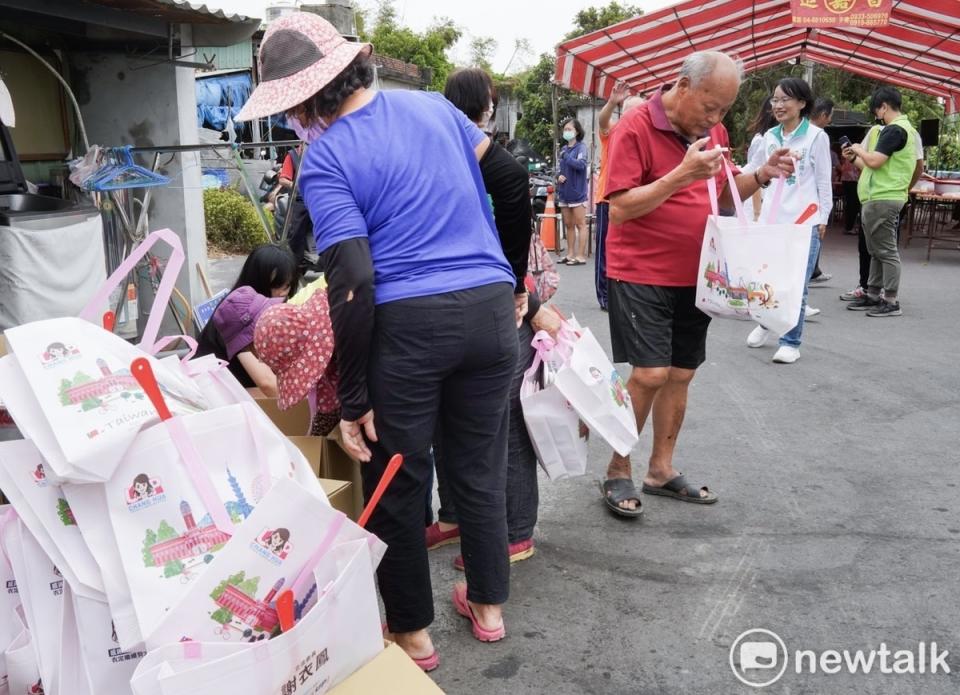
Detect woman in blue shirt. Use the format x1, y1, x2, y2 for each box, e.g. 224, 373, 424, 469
237, 13, 518, 670
557, 118, 590, 265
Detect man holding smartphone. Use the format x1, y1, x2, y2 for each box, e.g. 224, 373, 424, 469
841, 86, 918, 317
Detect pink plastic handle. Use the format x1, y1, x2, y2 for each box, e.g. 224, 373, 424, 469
289, 512, 346, 597
79, 229, 185, 351
150, 335, 199, 362
164, 416, 235, 536
707, 154, 748, 223
131, 357, 234, 535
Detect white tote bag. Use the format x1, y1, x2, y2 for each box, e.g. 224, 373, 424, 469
1, 519, 63, 695
72, 590, 145, 695
146, 477, 384, 648
0, 506, 25, 695
520, 331, 588, 481
3, 613, 40, 695
103, 401, 324, 646
0, 440, 105, 598
553, 327, 638, 457
696, 161, 812, 335
0, 324, 206, 484
140, 539, 384, 695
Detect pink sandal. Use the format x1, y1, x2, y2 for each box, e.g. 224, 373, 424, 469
382, 622, 440, 672
412, 651, 440, 672
452, 583, 505, 642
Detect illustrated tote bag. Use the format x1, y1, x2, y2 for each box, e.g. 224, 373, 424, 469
139, 539, 384, 695
696, 161, 812, 335
145, 477, 384, 649
520, 331, 588, 481
554, 327, 638, 457
0, 440, 105, 598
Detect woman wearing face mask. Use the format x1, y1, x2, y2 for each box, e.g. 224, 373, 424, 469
429, 67, 563, 571
556, 118, 590, 265
237, 14, 520, 670
745, 78, 833, 364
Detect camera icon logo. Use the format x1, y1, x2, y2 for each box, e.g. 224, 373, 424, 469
729, 629, 789, 688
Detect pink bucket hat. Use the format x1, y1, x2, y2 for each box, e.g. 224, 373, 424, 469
235, 12, 372, 122
253, 289, 337, 411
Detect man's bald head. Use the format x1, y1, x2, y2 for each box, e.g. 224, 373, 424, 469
666, 51, 743, 139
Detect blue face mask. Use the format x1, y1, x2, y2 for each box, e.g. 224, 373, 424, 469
290, 115, 328, 143
562, 130, 576, 142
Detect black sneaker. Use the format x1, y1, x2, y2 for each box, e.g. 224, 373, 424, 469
846, 295, 882, 311
866, 301, 902, 317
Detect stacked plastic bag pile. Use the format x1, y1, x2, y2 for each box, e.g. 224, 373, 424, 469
0, 230, 387, 695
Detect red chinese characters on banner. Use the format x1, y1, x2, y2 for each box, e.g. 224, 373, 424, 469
791, 0, 892, 27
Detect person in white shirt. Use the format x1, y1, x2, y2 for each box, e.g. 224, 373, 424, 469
745, 78, 833, 364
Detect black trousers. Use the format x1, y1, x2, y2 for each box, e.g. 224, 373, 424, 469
363, 282, 518, 633
435, 320, 539, 544
843, 181, 861, 232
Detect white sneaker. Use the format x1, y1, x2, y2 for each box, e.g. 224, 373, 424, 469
746, 325, 771, 348
804, 306, 821, 320
772, 346, 801, 364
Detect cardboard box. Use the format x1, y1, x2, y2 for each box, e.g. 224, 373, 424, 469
288, 436, 325, 477
330, 642, 444, 694
322, 431, 364, 521
247, 387, 311, 436
317, 478, 353, 519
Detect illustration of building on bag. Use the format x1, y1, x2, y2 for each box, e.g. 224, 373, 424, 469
211, 575, 283, 638
57, 359, 144, 411
145, 501, 231, 568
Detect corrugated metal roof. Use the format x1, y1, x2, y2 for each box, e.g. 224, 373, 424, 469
79, 0, 258, 25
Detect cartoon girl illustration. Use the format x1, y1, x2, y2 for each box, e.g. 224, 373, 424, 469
610, 373, 628, 408
131, 473, 154, 501
45, 342, 68, 361
33, 463, 45, 482
262, 528, 290, 556
588, 366, 604, 384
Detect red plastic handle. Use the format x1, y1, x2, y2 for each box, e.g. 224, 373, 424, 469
130, 357, 172, 421
357, 454, 403, 529
276, 589, 295, 633
102, 311, 116, 332
794, 203, 818, 225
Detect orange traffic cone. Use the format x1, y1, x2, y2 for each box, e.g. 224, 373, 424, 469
540, 192, 558, 251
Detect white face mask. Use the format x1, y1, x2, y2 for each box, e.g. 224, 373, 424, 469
480, 100, 495, 131
562, 130, 576, 142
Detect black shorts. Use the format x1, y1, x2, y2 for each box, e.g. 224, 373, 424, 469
608, 280, 711, 369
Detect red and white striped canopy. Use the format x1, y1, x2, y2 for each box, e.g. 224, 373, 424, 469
555, 0, 960, 113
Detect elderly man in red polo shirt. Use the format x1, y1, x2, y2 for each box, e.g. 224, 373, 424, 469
600, 51, 793, 516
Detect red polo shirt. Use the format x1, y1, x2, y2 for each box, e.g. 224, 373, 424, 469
605, 87, 737, 286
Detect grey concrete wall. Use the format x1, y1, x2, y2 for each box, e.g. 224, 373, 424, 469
71, 47, 208, 313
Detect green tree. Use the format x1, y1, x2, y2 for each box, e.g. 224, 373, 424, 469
156, 520, 177, 542
58, 379, 72, 406
210, 571, 246, 600
142, 529, 157, 567
163, 560, 184, 578
362, 1, 462, 92
514, 53, 560, 158
469, 36, 497, 71
210, 608, 233, 625
564, 2, 643, 40
238, 577, 261, 597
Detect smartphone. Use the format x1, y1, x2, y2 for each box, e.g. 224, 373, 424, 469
839, 135, 852, 149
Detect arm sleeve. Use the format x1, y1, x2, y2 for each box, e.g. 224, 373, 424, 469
525, 289, 542, 320
812, 131, 834, 225
319, 237, 375, 421
299, 150, 370, 254
874, 125, 908, 157
482, 146, 532, 293
745, 133, 766, 174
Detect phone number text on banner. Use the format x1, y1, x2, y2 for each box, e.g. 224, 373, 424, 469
790, 0, 891, 28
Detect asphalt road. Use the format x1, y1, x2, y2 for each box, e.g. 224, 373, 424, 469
210, 227, 960, 694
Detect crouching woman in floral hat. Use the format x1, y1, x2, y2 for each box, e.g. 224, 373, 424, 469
237, 12, 520, 670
